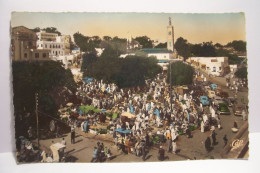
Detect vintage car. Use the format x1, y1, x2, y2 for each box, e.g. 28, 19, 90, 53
217, 103, 231, 115
207, 90, 216, 99
200, 96, 210, 106
211, 83, 218, 91
233, 104, 244, 116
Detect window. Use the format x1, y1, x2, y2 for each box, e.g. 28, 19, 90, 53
35, 53, 39, 58
43, 53, 47, 58
213, 67, 216, 72
45, 45, 47, 48
24, 53, 27, 58
219, 67, 222, 71
50, 45, 52, 48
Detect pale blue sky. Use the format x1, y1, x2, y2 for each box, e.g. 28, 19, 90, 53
11, 12, 246, 44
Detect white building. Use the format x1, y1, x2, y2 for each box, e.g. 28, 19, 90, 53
36, 31, 71, 57
187, 57, 229, 76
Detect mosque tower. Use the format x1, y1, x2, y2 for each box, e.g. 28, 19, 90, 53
167, 17, 174, 51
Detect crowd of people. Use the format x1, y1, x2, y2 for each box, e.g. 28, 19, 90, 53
68, 71, 233, 159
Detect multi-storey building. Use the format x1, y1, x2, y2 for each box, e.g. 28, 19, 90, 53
36, 31, 71, 57
11, 26, 50, 62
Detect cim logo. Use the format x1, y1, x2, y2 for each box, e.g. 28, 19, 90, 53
230, 139, 244, 151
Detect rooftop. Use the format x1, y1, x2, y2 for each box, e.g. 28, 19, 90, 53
141, 48, 173, 54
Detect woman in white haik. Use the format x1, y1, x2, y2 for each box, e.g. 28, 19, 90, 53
201, 120, 205, 133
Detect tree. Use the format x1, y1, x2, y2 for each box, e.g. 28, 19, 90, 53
73, 32, 101, 52
215, 48, 244, 65
12, 61, 77, 138
190, 42, 216, 57
32, 27, 40, 32
174, 37, 191, 60
81, 53, 98, 76
135, 36, 153, 48
155, 42, 167, 48
43, 27, 61, 36
167, 61, 194, 86
226, 40, 246, 52
100, 37, 127, 55
103, 36, 112, 41
84, 53, 162, 88
235, 67, 247, 79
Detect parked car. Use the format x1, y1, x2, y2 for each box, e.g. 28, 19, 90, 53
233, 104, 244, 116
211, 83, 218, 91
200, 96, 210, 106
217, 103, 231, 115
207, 90, 216, 99
213, 96, 225, 105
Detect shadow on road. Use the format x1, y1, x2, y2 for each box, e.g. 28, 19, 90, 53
75, 139, 83, 144
109, 155, 117, 160
69, 146, 88, 155
144, 155, 152, 161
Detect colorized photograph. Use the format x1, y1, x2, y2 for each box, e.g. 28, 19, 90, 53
11, 12, 248, 163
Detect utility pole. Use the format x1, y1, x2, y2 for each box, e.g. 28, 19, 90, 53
169, 61, 173, 114
35, 93, 40, 148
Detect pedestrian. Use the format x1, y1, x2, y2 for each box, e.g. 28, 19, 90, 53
28, 126, 33, 140
158, 146, 165, 161
211, 130, 217, 145
172, 139, 177, 154
242, 109, 247, 121
71, 128, 75, 144
205, 137, 211, 152
61, 138, 66, 146
141, 143, 146, 161
223, 135, 228, 148
91, 147, 98, 162
167, 137, 172, 153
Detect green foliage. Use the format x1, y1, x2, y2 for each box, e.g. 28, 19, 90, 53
147, 95, 153, 101
226, 40, 246, 52
12, 61, 77, 116
113, 56, 162, 88
190, 42, 216, 57
135, 36, 153, 48
100, 37, 127, 55
32, 27, 40, 32
189, 125, 197, 131
155, 42, 167, 48
152, 135, 160, 144
235, 67, 247, 79
43, 27, 61, 36
174, 37, 191, 60
167, 61, 194, 86
85, 53, 161, 88
73, 32, 101, 52
81, 53, 97, 76
215, 48, 244, 65
79, 105, 101, 114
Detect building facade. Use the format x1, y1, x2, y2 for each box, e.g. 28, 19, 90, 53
11, 26, 50, 62
36, 31, 71, 57
187, 57, 229, 76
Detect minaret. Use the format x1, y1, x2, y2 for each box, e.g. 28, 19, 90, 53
167, 17, 174, 51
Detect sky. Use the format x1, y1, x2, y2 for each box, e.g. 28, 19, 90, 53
11, 12, 246, 45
